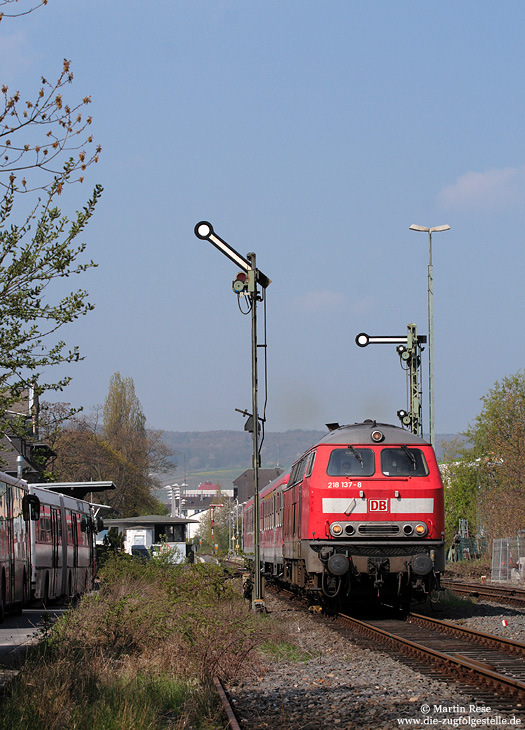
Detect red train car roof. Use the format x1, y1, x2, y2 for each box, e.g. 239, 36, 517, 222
314, 420, 430, 447
245, 472, 289, 506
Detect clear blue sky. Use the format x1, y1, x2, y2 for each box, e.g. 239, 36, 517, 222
4, 1, 525, 435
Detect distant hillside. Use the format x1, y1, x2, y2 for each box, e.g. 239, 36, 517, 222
161, 429, 325, 472
160, 429, 461, 473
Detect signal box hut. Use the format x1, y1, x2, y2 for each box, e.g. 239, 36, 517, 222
103, 515, 197, 563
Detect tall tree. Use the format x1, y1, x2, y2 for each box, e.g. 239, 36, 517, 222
103, 373, 146, 455
101, 373, 152, 514
466, 371, 525, 539
0, 4, 101, 432
44, 377, 174, 516
452, 371, 525, 541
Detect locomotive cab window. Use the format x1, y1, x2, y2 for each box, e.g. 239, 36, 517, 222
327, 448, 375, 476
381, 448, 428, 476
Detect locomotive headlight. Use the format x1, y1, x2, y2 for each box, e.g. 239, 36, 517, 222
415, 523, 428, 536
371, 429, 384, 442
330, 523, 343, 536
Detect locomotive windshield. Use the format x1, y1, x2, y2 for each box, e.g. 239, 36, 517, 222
327, 448, 375, 476
380, 448, 428, 476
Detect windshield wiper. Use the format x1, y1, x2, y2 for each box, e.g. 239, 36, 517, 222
347, 445, 364, 469
401, 445, 417, 470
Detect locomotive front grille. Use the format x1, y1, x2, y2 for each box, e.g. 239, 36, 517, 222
310, 543, 443, 558
358, 524, 400, 536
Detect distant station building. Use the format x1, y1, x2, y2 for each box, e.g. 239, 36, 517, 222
164, 482, 233, 541
158, 470, 284, 544
233, 467, 284, 503
103, 515, 197, 563
182, 482, 233, 509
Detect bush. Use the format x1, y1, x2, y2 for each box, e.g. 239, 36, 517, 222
0, 555, 274, 729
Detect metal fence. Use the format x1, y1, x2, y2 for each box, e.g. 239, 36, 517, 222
491, 536, 525, 582
447, 536, 487, 562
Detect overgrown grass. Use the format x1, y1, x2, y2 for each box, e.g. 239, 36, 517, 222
259, 639, 317, 663
445, 555, 492, 580
431, 588, 476, 610
0, 555, 278, 730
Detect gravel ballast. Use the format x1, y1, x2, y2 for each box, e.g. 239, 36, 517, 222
227, 591, 525, 730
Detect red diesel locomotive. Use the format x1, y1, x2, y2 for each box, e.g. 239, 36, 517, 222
243, 420, 445, 608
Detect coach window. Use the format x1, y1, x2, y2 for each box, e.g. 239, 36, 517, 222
381, 448, 428, 476
276, 493, 282, 528
327, 448, 375, 476
52, 507, 62, 544
289, 455, 308, 487
305, 450, 316, 477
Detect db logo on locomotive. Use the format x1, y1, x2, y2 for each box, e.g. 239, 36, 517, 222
369, 499, 388, 511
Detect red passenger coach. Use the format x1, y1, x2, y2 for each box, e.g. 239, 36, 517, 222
243, 420, 445, 608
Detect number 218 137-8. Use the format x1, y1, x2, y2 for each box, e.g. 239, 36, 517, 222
327, 481, 362, 489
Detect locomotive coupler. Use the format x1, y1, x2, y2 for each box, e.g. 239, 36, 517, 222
397, 570, 406, 596
368, 557, 390, 592
368, 557, 390, 576
432, 570, 444, 592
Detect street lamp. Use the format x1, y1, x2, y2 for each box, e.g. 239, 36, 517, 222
409, 224, 451, 447
164, 484, 178, 517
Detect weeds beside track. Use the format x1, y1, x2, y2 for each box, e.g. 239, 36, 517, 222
0, 555, 279, 730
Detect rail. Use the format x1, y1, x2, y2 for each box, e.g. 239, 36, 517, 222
442, 578, 525, 608
213, 676, 241, 730
337, 611, 525, 703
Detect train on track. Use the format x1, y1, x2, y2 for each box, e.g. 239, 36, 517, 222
243, 420, 445, 609
0, 471, 101, 620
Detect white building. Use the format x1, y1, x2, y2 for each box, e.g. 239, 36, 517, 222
103, 515, 197, 563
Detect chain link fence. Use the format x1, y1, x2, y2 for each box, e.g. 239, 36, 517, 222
491, 536, 525, 582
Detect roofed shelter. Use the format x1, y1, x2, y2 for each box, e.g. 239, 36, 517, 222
104, 515, 198, 563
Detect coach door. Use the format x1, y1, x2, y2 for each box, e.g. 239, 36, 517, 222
50, 507, 61, 598
65, 510, 79, 595
5, 486, 14, 604
72, 512, 79, 566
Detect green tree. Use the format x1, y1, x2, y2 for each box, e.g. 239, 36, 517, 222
103, 373, 147, 455
48, 375, 173, 516
195, 493, 233, 554
441, 438, 481, 543
101, 373, 154, 514
45, 388, 173, 517
0, 180, 102, 422
0, 6, 101, 430
468, 371, 525, 539
458, 371, 525, 541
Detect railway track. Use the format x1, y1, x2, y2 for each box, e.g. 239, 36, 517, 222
213, 676, 241, 730
442, 578, 525, 607
338, 610, 525, 708
219, 587, 525, 728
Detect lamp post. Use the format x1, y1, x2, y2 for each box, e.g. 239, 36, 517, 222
164, 484, 181, 517
194, 221, 270, 611
409, 224, 451, 446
